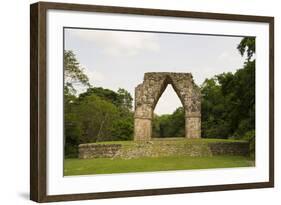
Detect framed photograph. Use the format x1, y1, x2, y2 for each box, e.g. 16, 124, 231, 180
30, 1, 274, 202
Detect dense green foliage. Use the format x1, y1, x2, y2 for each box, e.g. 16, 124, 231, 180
64, 50, 134, 158
64, 155, 253, 175
152, 107, 185, 138
79, 87, 133, 110
64, 88, 134, 158
201, 59, 255, 139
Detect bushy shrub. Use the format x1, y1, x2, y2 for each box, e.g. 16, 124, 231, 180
242, 130, 255, 159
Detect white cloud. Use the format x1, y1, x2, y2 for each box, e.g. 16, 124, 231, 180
71, 29, 159, 57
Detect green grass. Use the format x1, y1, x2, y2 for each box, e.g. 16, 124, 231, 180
64, 155, 254, 176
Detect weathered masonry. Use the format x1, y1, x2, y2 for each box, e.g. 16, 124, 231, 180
79, 140, 250, 159
134, 72, 201, 141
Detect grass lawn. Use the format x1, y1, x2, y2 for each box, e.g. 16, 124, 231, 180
64, 155, 254, 176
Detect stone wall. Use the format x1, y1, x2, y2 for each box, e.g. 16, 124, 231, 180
209, 142, 249, 156
79, 143, 121, 159
134, 72, 201, 141
79, 140, 249, 159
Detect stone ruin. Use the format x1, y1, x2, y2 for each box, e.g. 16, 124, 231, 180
134, 72, 201, 141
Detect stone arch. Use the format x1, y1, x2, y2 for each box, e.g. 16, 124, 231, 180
134, 72, 201, 141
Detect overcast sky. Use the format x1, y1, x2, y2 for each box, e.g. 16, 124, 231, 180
64, 28, 246, 115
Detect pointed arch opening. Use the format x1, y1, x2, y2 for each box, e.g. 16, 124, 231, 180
152, 83, 185, 139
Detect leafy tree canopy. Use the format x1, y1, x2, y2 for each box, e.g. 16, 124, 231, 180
64, 50, 91, 94
237, 37, 255, 61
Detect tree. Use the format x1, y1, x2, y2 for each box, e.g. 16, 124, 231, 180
64, 50, 91, 94
79, 87, 120, 107
117, 88, 133, 111
237, 37, 255, 61
80, 87, 133, 110
63, 50, 135, 158
64, 85, 134, 157
111, 118, 134, 141
152, 107, 185, 138
80, 87, 134, 141
64, 93, 81, 158
75, 94, 118, 142
64, 50, 91, 157
200, 37, 255, 139
200, 77, 231, 138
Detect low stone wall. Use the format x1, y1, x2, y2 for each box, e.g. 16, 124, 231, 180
79, 143, 121, 159
79, 139, 249, 159
209, 142, 249, 156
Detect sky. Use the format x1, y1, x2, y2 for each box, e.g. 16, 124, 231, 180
64, 28, 246, 115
